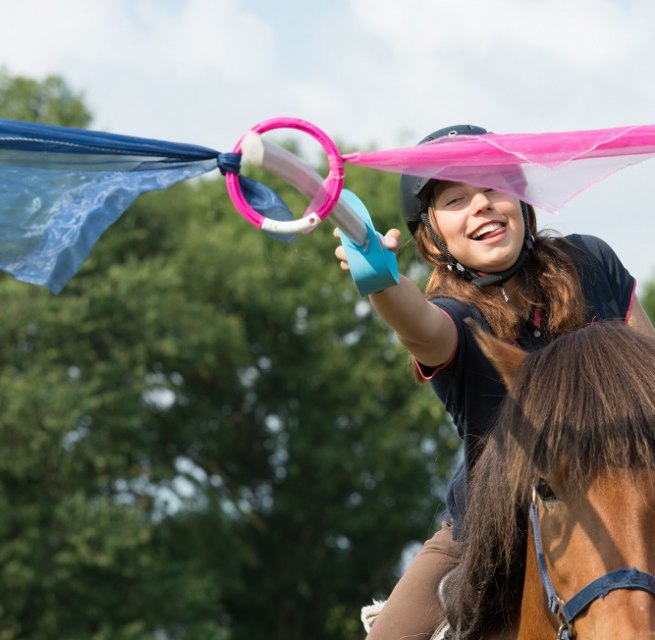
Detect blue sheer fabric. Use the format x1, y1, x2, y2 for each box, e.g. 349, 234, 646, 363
0, 119, 219, 293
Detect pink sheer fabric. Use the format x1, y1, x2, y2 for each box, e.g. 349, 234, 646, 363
343, 125, 655, 212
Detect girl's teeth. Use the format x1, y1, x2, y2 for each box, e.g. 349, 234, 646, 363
473, 223, 502, 239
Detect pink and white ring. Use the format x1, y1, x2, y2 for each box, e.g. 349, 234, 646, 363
225, 117, 344, 234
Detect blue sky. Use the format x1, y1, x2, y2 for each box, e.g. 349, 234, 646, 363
1, 0, 655, 286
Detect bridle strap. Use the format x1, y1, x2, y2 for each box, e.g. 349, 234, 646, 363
529, 500, 565, 615
529, 493, 655, 639
562, 568, 655, 621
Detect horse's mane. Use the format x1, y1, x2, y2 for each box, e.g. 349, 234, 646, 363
442, 321, 655, 639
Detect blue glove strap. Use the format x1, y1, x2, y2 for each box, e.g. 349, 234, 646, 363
338, 189, 399, 297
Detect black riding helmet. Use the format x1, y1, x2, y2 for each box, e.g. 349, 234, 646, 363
399, 124, 534, 287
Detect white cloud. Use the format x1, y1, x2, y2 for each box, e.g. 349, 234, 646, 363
0, 0, 279, 147
0, 0, 275, 78
351, 0, 647, 68
125, 0, 276, 81
3, 0, 653, 146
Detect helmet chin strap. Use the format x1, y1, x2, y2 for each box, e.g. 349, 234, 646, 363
421, 202, 535, 288
469, 236, 534, 287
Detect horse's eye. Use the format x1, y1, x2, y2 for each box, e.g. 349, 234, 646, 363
535, 478, 557, 502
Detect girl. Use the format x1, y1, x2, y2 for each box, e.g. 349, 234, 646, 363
334, 124, 655, 640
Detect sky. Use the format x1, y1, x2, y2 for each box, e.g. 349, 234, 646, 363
1, 0, 655, 287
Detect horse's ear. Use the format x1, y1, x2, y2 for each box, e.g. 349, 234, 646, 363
464, 317, 527, 387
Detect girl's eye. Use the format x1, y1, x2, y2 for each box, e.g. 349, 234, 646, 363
441, 188, 494, 207
441, 192, 465, 207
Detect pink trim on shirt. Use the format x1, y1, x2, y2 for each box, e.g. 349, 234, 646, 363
624, 280, 637, 323
412, 306, 459, 381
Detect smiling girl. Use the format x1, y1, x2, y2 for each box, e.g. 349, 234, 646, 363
335, 124, 655, 640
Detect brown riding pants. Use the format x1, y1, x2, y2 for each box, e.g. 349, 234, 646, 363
366, 521, 461, 640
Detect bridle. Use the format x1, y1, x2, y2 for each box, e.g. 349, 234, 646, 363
530, 485, 655, 639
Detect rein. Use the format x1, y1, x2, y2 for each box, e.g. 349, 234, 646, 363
529, 486, 655, 639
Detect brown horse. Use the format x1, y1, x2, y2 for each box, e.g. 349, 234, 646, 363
440, 321, 655, 640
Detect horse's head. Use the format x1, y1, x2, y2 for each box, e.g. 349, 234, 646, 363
445, 321, 655, 640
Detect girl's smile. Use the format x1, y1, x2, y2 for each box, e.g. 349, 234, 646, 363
470, 221, 506, 241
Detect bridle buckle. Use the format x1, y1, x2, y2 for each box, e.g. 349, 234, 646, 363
554, 600, 575, 640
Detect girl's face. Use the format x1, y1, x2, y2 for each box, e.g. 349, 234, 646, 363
430, 182, 525, 273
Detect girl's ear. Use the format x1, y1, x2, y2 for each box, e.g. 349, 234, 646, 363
464, 318, 527, 388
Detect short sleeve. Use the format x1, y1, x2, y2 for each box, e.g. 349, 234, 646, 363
565, 234, 635, 320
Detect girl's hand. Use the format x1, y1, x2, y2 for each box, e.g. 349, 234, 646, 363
333, 228, 401, 272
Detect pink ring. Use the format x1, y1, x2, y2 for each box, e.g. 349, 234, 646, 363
225, 117, 344, 229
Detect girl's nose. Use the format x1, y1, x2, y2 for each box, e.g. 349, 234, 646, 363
471, 190, 492, 213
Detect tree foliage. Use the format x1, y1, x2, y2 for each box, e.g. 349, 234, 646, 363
0, 68, 91, 127
0, 72, 459, 639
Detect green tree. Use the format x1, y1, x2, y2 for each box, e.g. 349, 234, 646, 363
0, 71, 459, 639
0, 68, 91, 126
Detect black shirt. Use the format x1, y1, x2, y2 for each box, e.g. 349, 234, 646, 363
417, 234, 636, 537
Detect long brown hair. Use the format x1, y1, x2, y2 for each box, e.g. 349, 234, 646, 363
413, 204, 587, 341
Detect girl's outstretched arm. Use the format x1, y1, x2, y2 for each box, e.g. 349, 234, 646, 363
334, 228, 457, 367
